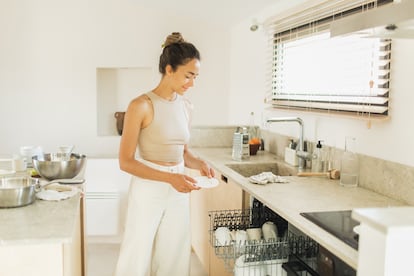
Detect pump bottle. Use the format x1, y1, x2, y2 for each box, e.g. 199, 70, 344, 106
311, 140, 325, 173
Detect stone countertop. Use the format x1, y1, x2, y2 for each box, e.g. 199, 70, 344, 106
192, 147, 406, 270
0, 157, 84, 248
0, 192, 81, 246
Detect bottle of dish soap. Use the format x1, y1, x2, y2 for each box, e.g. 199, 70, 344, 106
311, 140, 324, 173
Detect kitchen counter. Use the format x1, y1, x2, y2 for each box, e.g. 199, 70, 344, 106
0, 193, 81, 245
192, 147, 406, 270
0, 155, 85, 247
0, 181, 85, 276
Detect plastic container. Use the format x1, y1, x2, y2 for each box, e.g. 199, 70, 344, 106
340, 137, 359, 187
284, 147, 298, 166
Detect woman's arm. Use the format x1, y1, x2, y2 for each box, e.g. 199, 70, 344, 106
118, 95, 155, 178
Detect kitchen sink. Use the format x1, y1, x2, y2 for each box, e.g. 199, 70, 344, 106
225, 162, 296, 177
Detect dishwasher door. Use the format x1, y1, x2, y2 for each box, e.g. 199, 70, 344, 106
282, 245, 356, 276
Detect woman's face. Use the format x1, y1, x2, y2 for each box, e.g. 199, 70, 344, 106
167, 58, 200, 95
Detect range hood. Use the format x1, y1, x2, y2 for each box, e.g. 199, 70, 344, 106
330, 0, 414, 39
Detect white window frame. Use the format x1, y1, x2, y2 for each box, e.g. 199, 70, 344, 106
265, 0, 393, 118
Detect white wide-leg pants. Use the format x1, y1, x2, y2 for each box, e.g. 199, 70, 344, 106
114, 160, 191, 276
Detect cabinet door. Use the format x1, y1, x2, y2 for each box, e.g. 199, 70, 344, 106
0, 244, 63, 276
64, 196, 85, 276
190, 170, 248, 276
84, 159, 130, 238
208, 175, 246, 211
189, 169, 210, 273
0, 199, 84, 276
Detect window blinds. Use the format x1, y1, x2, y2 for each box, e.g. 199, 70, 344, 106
265, 0, 393, 117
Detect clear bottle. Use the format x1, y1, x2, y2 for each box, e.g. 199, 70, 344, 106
248, 111, 258, 140
340, 137, 359, 187
311, 140, 324, 173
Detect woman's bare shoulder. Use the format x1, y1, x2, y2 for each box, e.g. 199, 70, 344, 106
128, 93, 152, 111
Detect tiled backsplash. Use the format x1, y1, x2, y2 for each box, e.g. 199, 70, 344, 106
189, 126, 235, 148
190, 126, 414, 205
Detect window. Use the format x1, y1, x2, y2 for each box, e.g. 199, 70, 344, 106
266, 0, 393, 118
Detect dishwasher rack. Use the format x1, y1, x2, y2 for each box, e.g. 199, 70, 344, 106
209, 208, 319, 275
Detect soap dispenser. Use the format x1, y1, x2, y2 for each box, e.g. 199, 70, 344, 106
311, 140, 324, 172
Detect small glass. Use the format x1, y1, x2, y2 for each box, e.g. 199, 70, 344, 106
59, 145, 74, 161
12, 154, 27, 172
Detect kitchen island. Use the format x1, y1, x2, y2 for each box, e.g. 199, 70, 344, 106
192, 147, 406, 271
0, 192, 85, 276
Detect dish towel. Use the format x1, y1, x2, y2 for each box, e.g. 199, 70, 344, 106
248, 172, 288, 185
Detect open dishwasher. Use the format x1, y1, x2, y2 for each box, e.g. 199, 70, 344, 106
209, 198, 319, 276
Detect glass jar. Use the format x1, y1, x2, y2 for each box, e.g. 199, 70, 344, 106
340, 137, 359, 187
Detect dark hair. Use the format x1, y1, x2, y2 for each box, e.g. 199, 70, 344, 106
159, 32, 201, 75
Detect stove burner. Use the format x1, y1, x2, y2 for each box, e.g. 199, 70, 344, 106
300, 210, 359, 250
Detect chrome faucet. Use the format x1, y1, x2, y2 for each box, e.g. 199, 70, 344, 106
266, 117, 311, 170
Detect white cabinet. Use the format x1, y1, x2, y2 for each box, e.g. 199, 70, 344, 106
354, 207, 414, 276
0, 199, 84, 276
84, 158, 130, 239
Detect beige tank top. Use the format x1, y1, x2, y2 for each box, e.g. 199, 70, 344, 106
138, 91, 191, 163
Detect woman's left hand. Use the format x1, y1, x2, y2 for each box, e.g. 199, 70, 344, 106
199, 160, 215, 178
183, 146, 215, 178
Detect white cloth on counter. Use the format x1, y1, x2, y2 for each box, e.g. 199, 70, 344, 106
248, 172, 288, 185
36, 184, 80, 201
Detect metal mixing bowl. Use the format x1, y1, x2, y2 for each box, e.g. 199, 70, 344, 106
32, 153, 86, 180
0, 176, 40, 208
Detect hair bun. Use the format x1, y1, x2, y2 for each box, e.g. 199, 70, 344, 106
162, 32, 185, 48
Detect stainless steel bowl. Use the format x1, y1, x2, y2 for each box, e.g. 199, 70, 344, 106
0, 176, 40, 208
32, 153, 86, 180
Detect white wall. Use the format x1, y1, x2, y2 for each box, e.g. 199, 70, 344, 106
0, 0, 230, 157
228, 1, 414, 168
1, 0, 414, 169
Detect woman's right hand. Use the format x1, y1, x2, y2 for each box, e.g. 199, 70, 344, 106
169, 174, 200, 193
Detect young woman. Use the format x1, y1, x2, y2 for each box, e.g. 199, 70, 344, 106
114, 32, 215, 276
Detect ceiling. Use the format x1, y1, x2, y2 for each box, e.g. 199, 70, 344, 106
132, 0, 281, 26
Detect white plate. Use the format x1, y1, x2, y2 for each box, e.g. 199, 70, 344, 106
36, 185, 79, 201
194, 176, 219, 188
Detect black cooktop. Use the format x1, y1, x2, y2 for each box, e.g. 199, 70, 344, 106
300, 210, 360, 250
